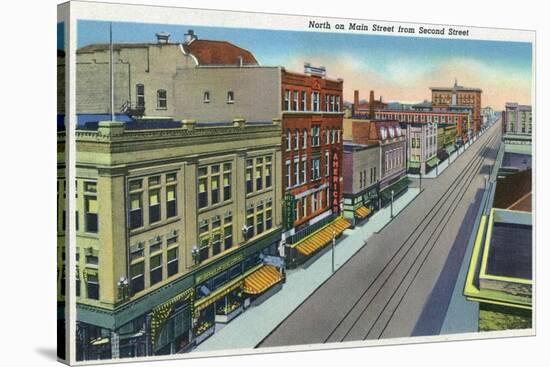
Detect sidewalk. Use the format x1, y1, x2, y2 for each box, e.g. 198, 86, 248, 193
193, 187, 421, 352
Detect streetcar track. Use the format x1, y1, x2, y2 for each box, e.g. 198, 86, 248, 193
364, 131, 501, 340
323, 126, 500, 343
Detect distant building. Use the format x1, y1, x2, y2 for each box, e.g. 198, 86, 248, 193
352, 90, 388, 119
430, 79, 482, 133
342, 142, 380, 227
405, 123, 438, 175
502, 103, 532, 135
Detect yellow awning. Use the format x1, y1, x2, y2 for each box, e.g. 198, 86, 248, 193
355, 206, 371, 219
294, 217, 351, 256
194, 279, 243, 313
243, 264, 282, 294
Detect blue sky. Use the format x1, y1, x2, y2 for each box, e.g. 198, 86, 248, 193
77, 20, 533, 108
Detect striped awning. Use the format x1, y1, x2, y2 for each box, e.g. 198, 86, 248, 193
294, 217, 351, 256
194, 279, 243, 313
243, 265, 282, 295
355, 206, 371, 219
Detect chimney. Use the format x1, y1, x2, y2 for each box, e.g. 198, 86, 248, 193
369, 90, 375, 119
354, 90, 359, 108
155, 32, 170, 44
184, 29, 197, 44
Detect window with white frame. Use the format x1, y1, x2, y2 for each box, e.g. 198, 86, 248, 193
311, 157, 321, 180
311, 125, 320, 146
293, 90, 299, 111
301, 91, 307, 111
336, 96, 340, 112
294, 159, 300, 186
284, 89, 291, 111
302, 129, 307, 149
294, 129, 299, 150
312, 91, 320, 112
301, 157, 307, 184
325, 150, 330, 177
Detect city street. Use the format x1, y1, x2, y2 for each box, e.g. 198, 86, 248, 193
258, 121, 501, 347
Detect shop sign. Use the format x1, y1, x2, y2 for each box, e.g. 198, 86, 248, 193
195, 253, 244, 284
283, 193, 295, 230
332, 153, 340, 214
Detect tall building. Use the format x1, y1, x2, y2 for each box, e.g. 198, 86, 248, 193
502, 103, 532, 136
58, 118, 284, 360
430, 79, 482, 133
280, 65, 349, 268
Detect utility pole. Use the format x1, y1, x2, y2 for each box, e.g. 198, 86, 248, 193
331, 230, 336, 273
390, 190, 394, 219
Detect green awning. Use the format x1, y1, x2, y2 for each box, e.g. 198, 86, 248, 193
408, 161, 420, 168
446, 145, 456, 154
380, 176, 410, 199
426, 157, 440, 167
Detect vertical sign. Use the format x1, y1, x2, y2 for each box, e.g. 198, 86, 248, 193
283, 192, 295, 230
332, 152, 340, 214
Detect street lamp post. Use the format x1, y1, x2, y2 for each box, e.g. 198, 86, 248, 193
419, 171, 422, 191
332, 230, 336, 273
390, 190, 395, 219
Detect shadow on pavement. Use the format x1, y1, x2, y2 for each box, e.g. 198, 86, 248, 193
411, 188, 484, 337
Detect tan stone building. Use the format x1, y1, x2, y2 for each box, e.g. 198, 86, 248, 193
58, 118, 283, 360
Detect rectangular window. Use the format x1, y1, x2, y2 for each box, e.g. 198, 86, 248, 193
301, 197, 307, 218
336, 96, 341, 112
86, 254, 98, 266
311, 158, 321, 180
87, 274, 100, 300
303, 129, 308, 149
265, 207, 273, 230
312, 91, 319, 111
256, 212, 264, 235
224, 224, 233, 250
166, 185, 177, 218
294, 160, 300, 186
265, 162, 272, 189
255, 164, 263, 191
85, 196, 98, 233
212, 233, 222, 256
198, 178, 208, 209
136, 84, 145, 108
284, 89, 291, 111
286, 162, 291, 188
149, 189, 161, 224
199, 244, 209, 263
301, 159, 307, 184
246, 161, 253, 194
293, 90, 299, 111
325, 151, 330, 177
157, 89, 167, 109
301, 91, 307, 111
286, 129, 291, 151
227, 91, 234, 103
211, 175, 220, 205
167, 248, 178, 277
223, 173, 231, 201
294, 130, 299, 151
324, 94, 329, 112
331, 95, 335, 112
150, 254, 163, 286
314, 125, 321, 146
203, 91, 210, 103
130, 262, 145, 294
246, 206, 254, 240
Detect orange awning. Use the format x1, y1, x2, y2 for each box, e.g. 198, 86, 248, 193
243, 265, 282, 294
355, 206, 371, 219
294, 217, 351, 256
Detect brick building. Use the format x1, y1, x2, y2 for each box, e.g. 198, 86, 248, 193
352, 89, 387, 119
430, 79, 482, 133
347, 119, 408, 207
280, 65, 349, 267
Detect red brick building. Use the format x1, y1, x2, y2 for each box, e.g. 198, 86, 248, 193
280, 65, 349, 266
431, 80, 482, 133
353, 90, 388, 119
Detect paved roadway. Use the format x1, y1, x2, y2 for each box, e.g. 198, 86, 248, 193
258, 121, 501, 347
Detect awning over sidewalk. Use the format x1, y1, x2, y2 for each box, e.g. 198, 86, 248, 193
446, 144, 457, 154
194, 279, 243, 313
354, 206, 371, 219
408, 161, 420, 169
426, 156, 440, 167
243, 264, 282, 295
293, 217, 351, 257
380, 176, 410, 201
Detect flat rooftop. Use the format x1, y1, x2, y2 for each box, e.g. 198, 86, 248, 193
486, 222, 532, 279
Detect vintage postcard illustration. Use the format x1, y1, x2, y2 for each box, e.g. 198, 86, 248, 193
57, 1, 535, 364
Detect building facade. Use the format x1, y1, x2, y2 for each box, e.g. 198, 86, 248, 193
58, 118, 284, 361
430, 79, 482, 133
405, 123, 438, 175
342, 142, 380, 227
502, 103, 532, 135
280, 65, 349, 267
348, 119, 408, 208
